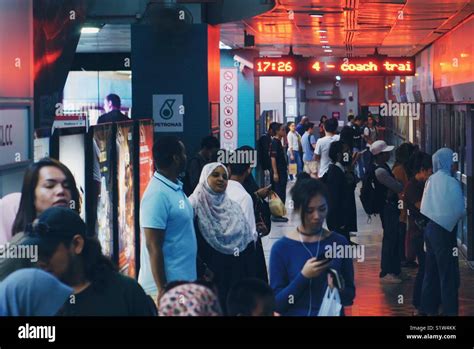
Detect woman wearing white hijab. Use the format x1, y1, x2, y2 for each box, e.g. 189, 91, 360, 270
189, 162, 256, 310
420, 148, 465, 316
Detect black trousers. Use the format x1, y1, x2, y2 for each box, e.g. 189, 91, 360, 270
380, 202, 401, 277
412, 231, 426, 309
271, 170, 287, 213
421, 221, 460, 316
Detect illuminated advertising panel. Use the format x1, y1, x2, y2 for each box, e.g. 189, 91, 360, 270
116, 122, 136, 278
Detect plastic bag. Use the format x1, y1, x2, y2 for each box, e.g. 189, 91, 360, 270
318, 287, 342, 316
268, 191, 287, 217
288, 163, 297, 176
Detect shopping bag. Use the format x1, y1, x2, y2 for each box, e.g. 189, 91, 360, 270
317, 287, 342, 316
288, 163, 297, 176
268, 191, 287, 217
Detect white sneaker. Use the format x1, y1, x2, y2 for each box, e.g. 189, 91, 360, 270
380, 274, 403, 284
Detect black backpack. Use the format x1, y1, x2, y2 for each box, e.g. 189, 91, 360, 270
359, 165, 382, 216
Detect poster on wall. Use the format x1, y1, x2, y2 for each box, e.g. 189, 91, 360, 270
116, 122, 136, 278
93, 125, 114, 258
220, 68, 238, 150
139, 121, 154, 200
59, 132, 86, 222
0, 108, 30, 167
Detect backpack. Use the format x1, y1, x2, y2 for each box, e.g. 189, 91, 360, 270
359, 165, 382, 217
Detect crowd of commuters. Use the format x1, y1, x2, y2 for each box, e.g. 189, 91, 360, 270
0, 111, 466, 317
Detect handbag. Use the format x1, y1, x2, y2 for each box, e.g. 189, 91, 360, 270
268, 191, 287, 217
318, 287, 342, 316
288, 163, 297, 175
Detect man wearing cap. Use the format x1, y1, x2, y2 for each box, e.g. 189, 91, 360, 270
23, 207, 156, 316
370, 140, 404, 284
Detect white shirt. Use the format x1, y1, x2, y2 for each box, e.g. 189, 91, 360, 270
287, 131, 300, 152
226, 180, 258, 240
314, 134, 340, 177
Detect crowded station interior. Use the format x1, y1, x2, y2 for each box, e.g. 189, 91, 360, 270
1, 0, 474, 333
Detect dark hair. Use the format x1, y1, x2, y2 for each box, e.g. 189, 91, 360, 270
12, 158, 81, 236
200, 136, 220, 150
319, 115, 328, 125
324, 118, 338, 133
290, 173, 329, 227
411, 151, 432, 175
105, 94, 121, 109
287, 122, 295, 128
354, 116, 362, 122
226, 278, 275, 316
339, 126, 355, 149
328, 141, 345, 163
228, 146, 252, 176
269, 122, 282, 135
40, 235, 117, 290
395, 143, 415, 165
348, 114, 354, 122
153, 136, 183, 169
304, 122, 315, 131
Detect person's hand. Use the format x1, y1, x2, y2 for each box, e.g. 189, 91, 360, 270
256, 222, 269, 237
301, 258, 331, 279
290, 154, 295, 161
256, 186, 271, 199
273, 173, 279, 183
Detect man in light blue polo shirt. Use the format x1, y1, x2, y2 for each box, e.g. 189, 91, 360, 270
138, 136, 197, 300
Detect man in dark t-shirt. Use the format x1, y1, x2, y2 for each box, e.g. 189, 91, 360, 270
269, 122, 288, 222
23, 207, 156, 316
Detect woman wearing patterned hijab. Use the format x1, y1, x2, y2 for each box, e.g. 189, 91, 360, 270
158, 283, 222, 316
189, 162, 257, 311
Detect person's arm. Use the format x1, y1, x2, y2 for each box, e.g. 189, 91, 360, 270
310, 134, 317, 150
144, 228, 167, 294
242, 195, 258, 240
313, 139, 322, 162
404, 183, 426, 221
375, 168, 403, 193
270, 140, 279, 182
338, 250, 356, 306
269, 248, 310, 314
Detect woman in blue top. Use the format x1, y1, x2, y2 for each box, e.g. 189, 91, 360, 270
269, 173, 356, 316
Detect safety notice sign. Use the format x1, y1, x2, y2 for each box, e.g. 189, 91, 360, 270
220, 68, 238, 150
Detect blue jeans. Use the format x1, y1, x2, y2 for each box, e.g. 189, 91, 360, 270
420, 221, 460, 315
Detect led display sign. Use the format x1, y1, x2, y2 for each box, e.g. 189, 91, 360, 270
254, 57, 297, 76
306, 57, 415, 76
254, 56, 415, 77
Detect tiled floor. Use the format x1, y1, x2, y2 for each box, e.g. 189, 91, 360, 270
262, 181, 474, 316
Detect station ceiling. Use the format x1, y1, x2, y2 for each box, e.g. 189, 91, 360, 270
77, 0, 474, 57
